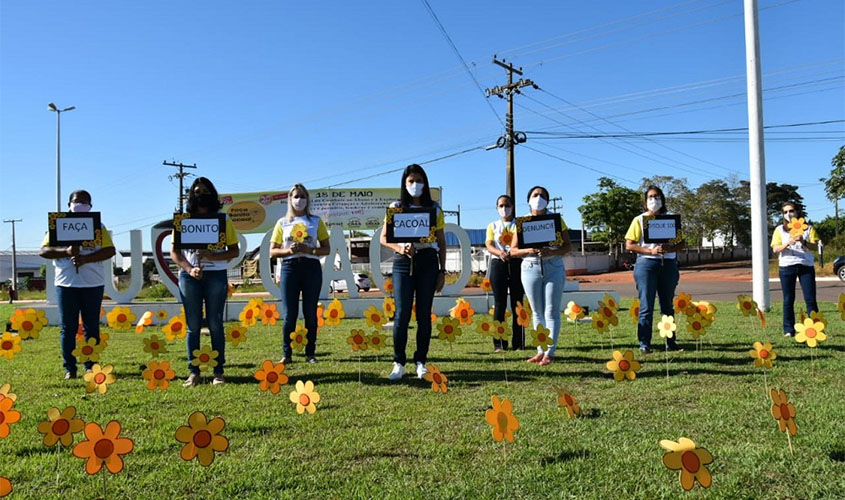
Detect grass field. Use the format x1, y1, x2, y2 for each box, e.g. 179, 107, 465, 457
0, 298, 843, 499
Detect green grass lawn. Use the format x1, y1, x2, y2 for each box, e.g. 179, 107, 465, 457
1, 299, 843, 499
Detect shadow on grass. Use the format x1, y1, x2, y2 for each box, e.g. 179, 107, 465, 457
540, 449, 591, 466
829, 449, 845, 462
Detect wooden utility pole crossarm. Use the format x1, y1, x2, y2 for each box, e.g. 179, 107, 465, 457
163, 161, 197, 214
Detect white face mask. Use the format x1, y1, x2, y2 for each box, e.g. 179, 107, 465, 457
291, 197, 307, 211
498, 206, 513, 218
528, 195, 547, 211
406, 182, 425, 198
647, 197, 662, 212
69, 202, 91, 213
783, 210, 796, 220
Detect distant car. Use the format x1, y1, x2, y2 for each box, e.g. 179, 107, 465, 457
834, 256, 845, 282
329, 273, 371, 292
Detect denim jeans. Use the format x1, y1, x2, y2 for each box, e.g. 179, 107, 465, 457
179, 269, 228, 375
521, 256, 565, 356
633, 257, 679, 349
392, 249, 438, 365
56, 285, 104, 374
778, 264, 818, 334
489, 257, 525, 349
281, 258, 322, 358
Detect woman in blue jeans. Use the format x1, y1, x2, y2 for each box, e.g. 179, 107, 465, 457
379, 164, 447, 381
771, 202, 819, 336
624, 186, 685, 354
270, 184, 330, 364
171, 178, 240, 387
510, 186, 572, 366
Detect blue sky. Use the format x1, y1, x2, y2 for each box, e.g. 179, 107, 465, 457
1, 0, 842, 253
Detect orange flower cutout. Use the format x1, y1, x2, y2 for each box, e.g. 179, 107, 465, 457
423, 364, 448, 393
674, 293, 693, 315
481, 278, 492, 293
0, 398, 21, 438
142, 360, 176, 390
72, 420, 134, 475
316, 303, 325, 332
347, 329, 369, 352
515, 300, 532, 328
0, 477, 10, 497
37, 406, 85, 447
564, 301, 585, 321
260, 303, 280, 326
450, 299, 475, 326
382, 277, 394, 296
162, 314, 187, 341
175, 411, 229, 466
498, 227, 514, 248
135, 310, 154, 333
660, 437, 714, 491
485, 396, 519, 443
226, 324, 248, 347
770, 389, 797, 436
254, 360, 289, 394
555, 387, 581, 419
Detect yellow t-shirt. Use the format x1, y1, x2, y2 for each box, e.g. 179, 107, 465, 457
625, 213, 677, 260
771, 224, 818, 267
41, 224, 115, 288
270, 214, 329, 260
173, 216, 239, 271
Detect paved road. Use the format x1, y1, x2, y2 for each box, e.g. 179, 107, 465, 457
579, 278, 843, 302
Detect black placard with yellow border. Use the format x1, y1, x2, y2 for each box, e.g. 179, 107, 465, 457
515, 214, 564, 249
48, 212, 102, 247
385, 207, 437, 244
172, 213, 227, 250
643, 214, 681, 244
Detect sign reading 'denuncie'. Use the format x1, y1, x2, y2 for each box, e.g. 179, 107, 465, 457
48, 212, 102, 246
516, 214, 562, 248
173, 213, 226, 249
385, 207, 436, 243
644, 215, 681, 243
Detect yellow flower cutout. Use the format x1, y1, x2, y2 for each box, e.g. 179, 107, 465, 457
515, 300, 532, 328
225, 324, 248, 347
770, 388, 797, 436
142, 360, 176, 390
325, 297, 346, 326
254, 360, 289, 394
347, 329, 369, 352
162, 314, 187, 341
600, 293, 619, 312
629, 299, 641, 323
475, 317, 494, 337
436, 317, 462, 342
489, 306, 512, 320
10, 309, 45, 339
191, 347, 219, 372
660, 437, 714, 491
72, 338, 105, 363
83, 364, 115, 394
0, 333, 22, 360
450, 298, 475, 326
606, 350, 641, 381
658, 315, 677, 339
498, 227, 514, 248
598, 304, 620, 326
367, 332, 387, 352
106, 306, 136, 331
423, 364, 448, 393
290, 380, 320, 414
749, 341, 777, 369
239, 303, 260, 328
787, 217, 808, 237
290, 222, 308, 243
259, 303, 280, 326
142, 335, 168, 357
530, 324, 552, 351
794, 317, 826, 347
809, 310, 826, 328
175, 411, 229, 466
135, 310, 154, 334
590, 312, 610, 334
564, 301, 586, 321
736, 294, 757, 317
98, 331, 111, 349
0, 383, 16, 402
485, 396, 519, 443
37, 406, 85, 447
382, 296, 395, 320
490, 320, 510, 341
690, 301, 717, 321
674, 293, 693, 315
155, 309, 169, 321
686, 314, 708, 339
363, 305, 387, 329
290, 324, 309, 352
555, 387, 581, 419
481, 278, 492, 293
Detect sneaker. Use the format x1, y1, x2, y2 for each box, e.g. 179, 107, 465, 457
640, 346, 653, 355
212, 375, 225, 386
667, 345, 685, 352
64, 371, 77, 380
493, 348, 504, 353
416, 362, 428, 379
183, 373, 200, 388
278, 357, 292, 365
783, 332, 793, 338
306, 357, 318, 364
388, 362, 405, 381
526, 353, 543, 363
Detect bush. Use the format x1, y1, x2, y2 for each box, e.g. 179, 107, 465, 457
143, 283, 172, 299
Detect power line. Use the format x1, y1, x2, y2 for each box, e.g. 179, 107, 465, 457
521, 144, 639, 186
525, 119, 845, 138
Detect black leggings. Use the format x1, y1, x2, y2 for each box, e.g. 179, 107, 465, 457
489, 257, 525, 349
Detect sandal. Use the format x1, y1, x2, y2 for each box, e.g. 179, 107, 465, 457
539, 355, 553, 366
526, 353, 543, 363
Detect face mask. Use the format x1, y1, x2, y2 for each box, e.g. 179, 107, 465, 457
647, 197, 662, 212
498, 206, 512, 218
292, 197, 308, 211
783, 210, 795, 220
198, 193, 218, 209
406, 182, 425, 198
69, 203, 91, 213
528, 195, 547, 211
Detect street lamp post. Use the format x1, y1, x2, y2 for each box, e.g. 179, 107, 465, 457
48, 103, 75, 211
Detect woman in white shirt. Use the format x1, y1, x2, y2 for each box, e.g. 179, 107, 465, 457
484, 194, 525, 351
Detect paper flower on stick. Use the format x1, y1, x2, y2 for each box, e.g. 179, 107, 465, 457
225, 325, 248, 347
347, 329, 369, 352
156, 309, 169, 321
757, 307, 767, 328
175, 411, 229, 466
450, 298, 475, 326
794, 317, 826, 347
142, 361, 175, 390
191, 347, 219, 372
485, 396, 519, 443
364, 305, 387, 329
142, 335, 168, 357
0, 398, 21, 438
515, 300, 531, 328
84, 364, 115, 394
555, 388, 581, 419
289, 325, 308, 352
72, 420, 134, 475
660, 437, 714, 491
749, 341, 777, 369
322, 299, 345, 327
674, 293, 693, 316
629, 299, 641, 324
316, 303, 325, 332
383, 277, 394, 296
290, 380, 320, 414
0, 332, 22, 360
0, 477, 9, 497
658, 315, 676, 339
259, 303, 280, 326
106, 306, 135, 331
736, 295, 757, 317
367, 332, 387, 352
530, 325, 552, 351
491, 321, 510, 341
382, 297, 395, 320
686, 314, 708, 339
787, 217, 808, 237
690, 301, 717, 322
98, 331, 111, 348
838, 293, 845, 320
436, 317, 462, 342
135, 311, 153, 333
590, 312, 610, 334
475, 317, 494, 337
564, 301, 586, 321
254, 360, 288, 394
606, 350, 641, 381
809, 310, 826, 328
37, 406, 85, 447
498, 227, 514, 247
600, 294, 619, 312
770, 389, 797, 435
290, 222, 308, 243
0, 383, 16, 402
72, 338, 105, 364
423, 364, 448, 393
162, 314, 187, 341
489, 306, 512, 320
481, 278, 492, 293
239, 303, 259, 328
598, 304, 619, 326
10, 309, 45, 339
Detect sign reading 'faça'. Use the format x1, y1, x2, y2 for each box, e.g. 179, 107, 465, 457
48, 212, 102, 246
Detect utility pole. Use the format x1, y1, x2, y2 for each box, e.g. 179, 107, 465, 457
549, 196, 562, 213
3, 219, 21, 303
443, 204, 461, 226
485, 57, 537, 201
163, 161, 197, 213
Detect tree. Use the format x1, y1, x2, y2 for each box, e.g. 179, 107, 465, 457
821, 145, 845, 238
696, 180, 734, 250
579, 177, 642, 257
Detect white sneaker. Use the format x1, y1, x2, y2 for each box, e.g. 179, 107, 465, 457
416, 362, 428, 380
388, 362, 405, 381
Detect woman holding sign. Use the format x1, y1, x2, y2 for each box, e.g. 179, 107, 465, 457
170, 178, 240, 387
269, 183, 330, 364
510, 186, 572, 366
380, 164, 447, 381
485, 194, 525, 351
771, 201, 819, 337
624, 186, 685, 354
40, 190, 116, 379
